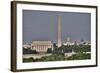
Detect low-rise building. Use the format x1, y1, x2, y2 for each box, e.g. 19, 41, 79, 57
23, 44, 31, 49
63, 41, 75, 46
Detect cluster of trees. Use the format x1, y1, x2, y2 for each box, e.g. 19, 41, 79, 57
47, 43, 91, 55
23, 57, 34, 62
23, 48, 38, 54
23, 54, 64, 62
23, 57, 45, 62
23, 53, 91, 62
66, 53, 91, 60
40, 54, 64, 61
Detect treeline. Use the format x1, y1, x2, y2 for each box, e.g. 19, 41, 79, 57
23, 48, 38, 54
48, 43, 91, 55
23, 53, 91, 62
23, 44, 91, 62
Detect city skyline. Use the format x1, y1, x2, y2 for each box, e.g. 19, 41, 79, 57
23, 10, 91, 44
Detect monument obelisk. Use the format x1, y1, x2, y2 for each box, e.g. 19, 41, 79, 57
57, 16, 62, 47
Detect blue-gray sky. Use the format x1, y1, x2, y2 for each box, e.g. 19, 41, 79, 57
23, 10, 91, 44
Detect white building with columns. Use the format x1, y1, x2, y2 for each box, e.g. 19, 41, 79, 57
31, 41, 52, 53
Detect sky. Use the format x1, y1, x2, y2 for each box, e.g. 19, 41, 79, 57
23, 10, 91, 44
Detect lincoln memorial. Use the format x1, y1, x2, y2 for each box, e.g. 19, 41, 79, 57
31, 41, 52, 53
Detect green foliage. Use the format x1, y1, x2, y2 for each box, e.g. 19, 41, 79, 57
40, 54, 64, 61
47, 48, 52, 53
23, 44, 91, 62
52, 43, 91, 54
66, 53, 91, 60
23, 57, 34, 62
23, 53, 91, 62
23, 48, 38, 54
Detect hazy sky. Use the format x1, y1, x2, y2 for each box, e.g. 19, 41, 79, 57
23, 10, 91, 44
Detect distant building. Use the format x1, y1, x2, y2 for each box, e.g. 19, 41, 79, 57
63, 37, 75, 46
23, 44, 31, 49
63, 42, 75, 46
84, 41, 90, 45
31, 41, 52, 53
79, 41, 90, 45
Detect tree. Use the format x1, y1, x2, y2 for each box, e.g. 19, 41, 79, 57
47, 48, 52, 53
52, 43, 58, 54
23, 48, 38, 54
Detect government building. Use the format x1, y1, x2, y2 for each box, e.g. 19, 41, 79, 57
30, 41, 52, 53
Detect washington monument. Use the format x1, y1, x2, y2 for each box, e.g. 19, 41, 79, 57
57, 16, 62, 47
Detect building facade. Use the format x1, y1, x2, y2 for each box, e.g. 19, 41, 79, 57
31, 41, 52, 53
